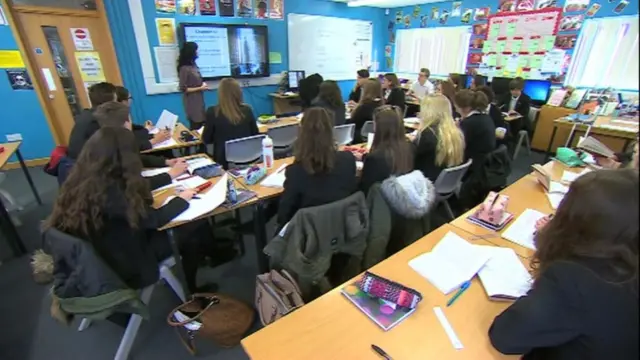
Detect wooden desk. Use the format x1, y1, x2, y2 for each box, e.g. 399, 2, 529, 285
450, 161, 580, 259
544, 116, 638, 162
269, 93, 302, 115
257, 116, 300, 134
531, 105, 577, 151
141, 123, 202, 154
0, 141, 42, 256
242, 224, 523, 360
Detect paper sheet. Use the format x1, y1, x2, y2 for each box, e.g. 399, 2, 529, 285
409, 232, 491, 294
154, 47, 179, 83
155, 110, 179, 134
152, 138, 178, 149
546, 192, 564, 210
548, 181, 569, 194
404, 117, 420, 124
475, 246, 532, 299
561, 168, 591, 183
148, 127, 160, 135
154, 175, 209, 192
167, 173, 228, 222
502, 209, 547, 250
261, 164, 288, 188
141, 167, 170, 177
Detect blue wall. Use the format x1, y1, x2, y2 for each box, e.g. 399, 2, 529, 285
383, 0, 639, 75
0, 4, 56, 161
105, 0, 386, 127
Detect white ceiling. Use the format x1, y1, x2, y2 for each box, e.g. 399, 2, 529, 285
332, 0, 450, 8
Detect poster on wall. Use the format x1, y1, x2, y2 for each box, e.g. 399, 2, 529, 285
395, 11, 403, 24
413, 5, 421, 18
473, 23, 489, 36
554, 34, 577, 49
199, 0, 216, 15
156, 18, 177, 46
535, 0, 557, 9
74, 52, 106, 82
154, 47, 179, 83
155, 0, 176, 13
516, 0, 535, 11
585, 3, 601, 16
461, 9, 473, 23
219, 0, 234, 16
70, 28, 94, 51
474, 7, 490, 21
498, 0, 516, 12
439, 10, 449, 24
430, 7, 439, 20
420, 15, 428, 28
6, 69, 33, 90
452, 2, 462, 17
613, 0, 628, 13
559, 15, 584, 31
178, 0, 195, 14
471, 38, 485, 49
269, 0, 284, 19
255, 0, 267, 18
564, 0, 589, 12
403, 15, 411, 28
237, 0, 252, 17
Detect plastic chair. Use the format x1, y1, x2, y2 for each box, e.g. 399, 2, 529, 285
360, 121, 374, 139
267, 123, 299, 158
0, 173, 22, 226
433, 160, 473, 220
225, 134, 266, 168
334, 124, 355, 146
78, 257, 185, 360
513, 130, 532, 160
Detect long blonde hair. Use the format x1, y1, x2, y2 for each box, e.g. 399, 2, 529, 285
216, 78, 243, 124
418, 94, 465, 167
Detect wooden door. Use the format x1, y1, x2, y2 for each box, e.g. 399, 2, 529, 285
13, 4, 120, 144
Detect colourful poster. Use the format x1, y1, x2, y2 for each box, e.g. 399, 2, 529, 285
505, 22, 517, 36
403, 15, 411, 28
155, 0, 176, 13
530, 54, 544, 68
563, 0, 589, 12
0, 51, 25, 68
516, 0, 535, 11
395, 11, 403, 24
496, 40, 507, 53
430, 7, 439, 20
452, 2, 462, 16
498, 0, 516, 12
74, 52, 106, 82
554, 34, 577, 49
255, 0, 267, 18
6, 69, 33, 90
269, 0, 284, 19
535, 0, 557, 9
585, 3, 601, 17
508, 39, 523, 52
219, 0, 234, 16
543, 35, 556, 51
484, 53, 497, 66
178, 0, 195, 14
420, 15, 428, 28
413, 5, 422, 18
518, 55, 530, 68
473, 23, 489, 36
461, 9, 473, 24
488, 24, 501, 38
527, 38, 540, 52
559, 15, 584, 31
199, 0, 216, 15
474, 7, 490, 21
237, 0, 252, 17
471, 38, 485, 49
483, 40, 494, 53
155, 18, 177, 46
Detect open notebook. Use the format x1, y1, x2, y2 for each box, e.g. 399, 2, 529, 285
475, 245, 532, 301
163, 174, 228, 222
261, 164, 288, 188
409, 232, 491, 295
501, 209, 547, 251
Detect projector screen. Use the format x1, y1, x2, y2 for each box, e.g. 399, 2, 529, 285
180, 23, 270, 80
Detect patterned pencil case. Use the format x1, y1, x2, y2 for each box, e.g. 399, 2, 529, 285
359, 271, 423, 309
245, 166, 267, 185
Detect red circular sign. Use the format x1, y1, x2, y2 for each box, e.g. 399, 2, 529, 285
74, 29, 87, 39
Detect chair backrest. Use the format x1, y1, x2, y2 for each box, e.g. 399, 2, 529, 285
225, 134, 266, 167
360, 121, 374, 139
334, 124, 355, 146
434, 159, 473, 195
267, 123, 299, 149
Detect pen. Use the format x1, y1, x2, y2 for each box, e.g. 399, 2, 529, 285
447, 281, 471, 307
371, 344, 392, 360
176, 174, 196, 181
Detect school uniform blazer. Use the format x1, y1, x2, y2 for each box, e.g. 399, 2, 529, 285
385, 87, 406, 111
498, 92, 531, 134
489, 258, 638, 360
348, 86, 362, 103
413, 126, 449, 182
312, 98, 347, 126
360, 144, 413, 195
459, 112, 496, 166
202, 105, 259, 169
348, 99, 382, 144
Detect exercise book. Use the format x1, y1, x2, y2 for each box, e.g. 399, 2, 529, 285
261, 164, 287, 188
164, 173, 228, 222
501, 209, 547, 251
475, 245, 532, 301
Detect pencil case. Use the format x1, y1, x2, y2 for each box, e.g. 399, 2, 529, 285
193, 164, 223, 179
245, 166, 267, 185
359, 271, 422, 309
474, 192, 509, 226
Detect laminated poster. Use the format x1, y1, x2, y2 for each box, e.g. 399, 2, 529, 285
255, 0, 267, 19
156, 0, 176, 13
237, 0, 252, 17
199, 0, 216, 15
219, 0, 234, 16
269, 0, 284, 20
563, 0, 589, 12
156, 18, 177, 46
461, 9, 473, 24
431, 7, 439, 20
178, 0, 195, 15
474, 7, 490, 21
420, 15, 428, 28
413, 5, 421, 18
452, 2, 462, 17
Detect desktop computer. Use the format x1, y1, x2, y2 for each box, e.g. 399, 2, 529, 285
287, 70, 305, 92
523, 79, 552, 105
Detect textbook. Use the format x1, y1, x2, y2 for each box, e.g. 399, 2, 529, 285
577, 136, 615, 158
341, 282, 417, 331
564, 89, 588, 109
475, 245, 532, 301
547, 89, 567, 107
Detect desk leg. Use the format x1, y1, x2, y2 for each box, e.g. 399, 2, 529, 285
166, 228, 190, 297
0, 196, 26, 256
253, 202, 269, 273
544, 125, 558, 163
566, 127, 578, 150
16, 149, 42, 205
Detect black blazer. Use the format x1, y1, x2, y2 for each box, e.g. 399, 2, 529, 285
385, 87, 406, 111
68, 109, 99, 160
348, 86, 362, 103
489, 259, 638, 360
360, 145, 413, 195
498, 92, 531, 134
459, 113, 496, 166
277, 151, 357, 226
312, 97, 346, 126
488, 104, 507, 130
203, 105, 259, 169
348, 99, 382, 144
132, 125, 153, 151
87, 185, 189, 289
414, 126, 447, 182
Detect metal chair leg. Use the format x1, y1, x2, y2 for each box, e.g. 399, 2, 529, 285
443, 201, 456, 220
113, 286, 154, 360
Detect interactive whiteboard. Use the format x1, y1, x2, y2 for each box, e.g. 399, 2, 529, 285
288, 13, 373, 81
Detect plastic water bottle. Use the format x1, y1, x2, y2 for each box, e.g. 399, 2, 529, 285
262, 136, 274, 169
226, 176, 237, 204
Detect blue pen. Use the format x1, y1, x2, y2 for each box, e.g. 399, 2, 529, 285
447, 281, 471, 307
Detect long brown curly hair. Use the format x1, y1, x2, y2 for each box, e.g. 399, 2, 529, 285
293, 107, 336, 175
533, 169, 638, 291
45, 127, 151, 236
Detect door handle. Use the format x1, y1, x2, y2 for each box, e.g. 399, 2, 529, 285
48, 94, 55, 99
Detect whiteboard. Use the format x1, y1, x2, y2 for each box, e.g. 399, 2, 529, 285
288, 13, 373, 81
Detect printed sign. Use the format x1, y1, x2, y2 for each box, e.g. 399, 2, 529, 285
74, 52, 106, 82
70, 28, 94, 51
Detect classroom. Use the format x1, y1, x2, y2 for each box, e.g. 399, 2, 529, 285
0, 0, 638, 359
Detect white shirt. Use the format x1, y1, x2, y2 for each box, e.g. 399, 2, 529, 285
508, 96, 519, 112
411, 80, 434, 99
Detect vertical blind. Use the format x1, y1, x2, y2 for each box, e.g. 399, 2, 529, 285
565, 16, 639, 90
394, 27, 472, 76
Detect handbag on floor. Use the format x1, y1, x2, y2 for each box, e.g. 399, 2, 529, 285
167, 293, 254, 354
255, 269, 304, 326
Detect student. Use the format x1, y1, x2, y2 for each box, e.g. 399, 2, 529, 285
408, 68, 435, 100
277, 108, 357, 227
115, 86, 170, 151
454, 90, 496, 166
414, 94, 465, 181
45, 127, 217, 294
348, 69, 370, 104
298, 73, 324, 109
476, 85, 507, 142
437, 80, 460, 118
178, 41, 208, 130
382, 73, 406, 111
360, 106, 414, 195
489, 169, 639, 360
498, 79, 531, 135
448, 73, 465, 90
202, 78, 259, 169
348, 79, 383, 144
312, 80, 347, 126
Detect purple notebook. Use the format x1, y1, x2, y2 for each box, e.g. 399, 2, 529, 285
341, 282, 416, 331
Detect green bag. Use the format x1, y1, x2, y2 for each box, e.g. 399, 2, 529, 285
556, 147, 586, 167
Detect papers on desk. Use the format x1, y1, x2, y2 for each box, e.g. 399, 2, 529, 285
148, 127, 160, 135
409, 232, 491, 295
154, 174, 209, 192
156, 110, 179, 134
548, 181, 569, 194
404, 117, 420, 124
546, 193, 564, 210
501, 209, 547, 250
141, 167, 170, 177
185, 156, 214, 173
476, 246, 532, 300
196, 127, 204, 136
152, 138, 178, 149
561, 168, 591, 183
165, 173, 228, 222
261, 164, 287, 188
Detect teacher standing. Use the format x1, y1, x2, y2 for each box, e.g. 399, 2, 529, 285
178, 42, 208, 130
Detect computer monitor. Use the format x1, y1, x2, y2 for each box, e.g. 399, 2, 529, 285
465, 76, 474, 89
491, 77, 512, 97
287, 70, 305, 91
523, 79, 552, 104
